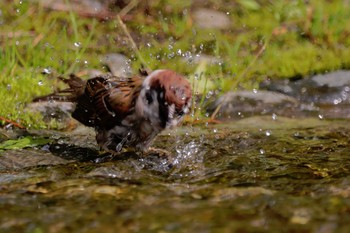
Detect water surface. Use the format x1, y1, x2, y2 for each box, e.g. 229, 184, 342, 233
1, 116, 350, 232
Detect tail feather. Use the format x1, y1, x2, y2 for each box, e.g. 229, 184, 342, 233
33, 74, 86, 102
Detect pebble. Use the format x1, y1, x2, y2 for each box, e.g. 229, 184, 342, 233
192, 8, 231, 30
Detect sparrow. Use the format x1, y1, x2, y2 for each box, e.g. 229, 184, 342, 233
34, 69, 192, 154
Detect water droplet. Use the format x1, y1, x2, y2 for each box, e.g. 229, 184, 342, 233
252, 89, 258, 93
192, 28, 197, 36
226, 12, 230, 15
74, 42, 81, 47
177, 49, 182, 55
116, 143, 123, 152
41, 144, 50, 151
318, 114, 324, 119
259, 148, 265, 154
213, 128, 218, 133
42, 67, 51, 74
333, 98, 341, 105
146, 42, 152, 47
206, 91, 213, 99
38, 80, 43, 86
265, 130, 271, 136
167, 52, 175, 59
272, 113, 277, 120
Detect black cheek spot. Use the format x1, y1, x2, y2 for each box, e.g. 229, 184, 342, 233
157, 88, 168, 128
145, 91, 153, 104
177, 110, 184, 116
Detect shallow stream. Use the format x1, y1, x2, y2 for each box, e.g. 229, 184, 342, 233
1, 116, 350, 232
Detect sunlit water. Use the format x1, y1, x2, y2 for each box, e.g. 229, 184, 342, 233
1, 116, 350, 232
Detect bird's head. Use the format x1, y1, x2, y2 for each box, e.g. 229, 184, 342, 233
136, 69, 192, 129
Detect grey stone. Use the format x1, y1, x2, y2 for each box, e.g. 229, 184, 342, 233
311, 70, 350, 87
102, 53, 132, 77
193, 8, 231, 30
260, 70, 350, 118
26, 101, 75, 126
0, 149, 70, 171
208, 90, 300, 119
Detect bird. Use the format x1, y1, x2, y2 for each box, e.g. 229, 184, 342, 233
34, 69, 192, 155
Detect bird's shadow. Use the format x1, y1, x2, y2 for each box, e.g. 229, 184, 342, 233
48, 143, 139, 163
48, 143, 170, 165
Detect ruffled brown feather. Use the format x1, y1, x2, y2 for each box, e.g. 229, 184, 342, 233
34, 74, 143, 129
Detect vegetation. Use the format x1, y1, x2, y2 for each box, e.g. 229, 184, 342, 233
1, 0, 350, 128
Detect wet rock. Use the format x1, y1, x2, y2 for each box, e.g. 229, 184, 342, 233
207, 90, 300, 119
260, 70, 350, 118
261, 70, 350, 104
192, 8, 231, 30
0, 128, 29, 143
102, 53, 132, 77
0, 149, 70, 171
25, 101, 75, 128
311, 70, 350, 87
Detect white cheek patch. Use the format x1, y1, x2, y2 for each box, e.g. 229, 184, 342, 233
183, 104, 190, 114
168, 104, 175, 119
143, 69, 165, 87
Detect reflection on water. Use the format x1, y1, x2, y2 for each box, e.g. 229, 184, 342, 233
1, 116, 350, 232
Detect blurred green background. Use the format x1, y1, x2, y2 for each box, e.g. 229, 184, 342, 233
1, 0, 350, 127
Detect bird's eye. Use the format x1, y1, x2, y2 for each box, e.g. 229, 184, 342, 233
177, 110, 184, 116
145, 91, 153, 104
